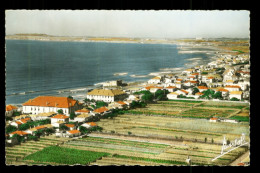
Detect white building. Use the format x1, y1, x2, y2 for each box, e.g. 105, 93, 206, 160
51, 114, 69, 128
102, 80, 122, 87
22, 96, 82, 115
147, 76, 161, 84
6, 105, 18, 117
167, 92, 180, 100
86, 89, 127, 102
229, 91, 243, 100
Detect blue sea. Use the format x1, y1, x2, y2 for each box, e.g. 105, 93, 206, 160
5, 40, 215, 104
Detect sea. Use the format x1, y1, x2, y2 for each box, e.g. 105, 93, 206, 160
5, 39, 216, 105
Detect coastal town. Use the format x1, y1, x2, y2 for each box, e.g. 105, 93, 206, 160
5, 38, 250, 166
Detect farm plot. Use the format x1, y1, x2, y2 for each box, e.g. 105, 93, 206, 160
5, 135, 72, 165
23, 146, 110, 165
96, 114, 250, 142
63, 136, 246, 166
179, 108, 236, 118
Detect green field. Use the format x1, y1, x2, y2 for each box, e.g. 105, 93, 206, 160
23, 146, 109, 165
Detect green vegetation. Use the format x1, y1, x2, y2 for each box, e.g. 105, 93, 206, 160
95, 101, 108, 109
178, 94, 195, 99
232, 61, 249, 66
57, 109, 64, 114
5, 125, 17, 134
232, 50, 245, 54
134, 90, 154, 103
23, 146, 110, 165
229, 116, 249, 122
69, 113, 76, 120
112, 154, 187, 165
155, 89, 169, 101
199, 89, 223, 100
130, 101, 147, 109
230, 97, 240, 101
166, 100, 203, 103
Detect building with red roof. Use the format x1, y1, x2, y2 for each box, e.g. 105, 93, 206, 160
66, 130, 81, 137
5, 105, 18, 117
22, 96, 82, 115
51, 114, 69, 124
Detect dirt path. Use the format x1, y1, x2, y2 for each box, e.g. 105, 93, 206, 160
230, 150, 250, 166
88, 133, 186, 146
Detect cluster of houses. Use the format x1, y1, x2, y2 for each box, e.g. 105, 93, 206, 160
142, 53, 250, 101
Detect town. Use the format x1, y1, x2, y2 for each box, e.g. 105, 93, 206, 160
5, 44, 250, 166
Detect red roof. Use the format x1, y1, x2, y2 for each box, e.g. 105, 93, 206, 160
217, 89, 229, 92
35, 125, 47, 130
20, 119, 28, 124
6, 105, 18, 111
75, 109, 90, 113
65, 124, 75, 128
117, 101, 126, 105
11, 131, 28, 135
198, 86, 208, 89
180, 90, 189, 94
190, 81, 198, 83
94, 107, 109, 113
23, 96, 78, 108
87, 122, 97, 126
51, 114, 69, 119
166, 86, 177, 88
191, 73, 199, 76
68, 130, 80, 134
15, 121, 22, 125
188, 76, 195, 78
237, 162, 245, 166
176, 79, 183, 81
195, 92, 204, 95
225, 85, 241, 88
210, 118, 218, 120
207, 77, 214, 79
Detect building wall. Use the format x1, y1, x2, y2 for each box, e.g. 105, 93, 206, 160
23, 106, 73, 115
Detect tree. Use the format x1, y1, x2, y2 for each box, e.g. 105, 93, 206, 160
128, 131, 132, 135
5, 125, 17, 134
19, 123, 30, 131
205, 137, 207, 143
155, 89, 169, 101
27, 134, 38, 141
59, 124, 69, 131
141, 92, 154, 103
79, 126, 89, 134
11, 134, 24, 143
200, 89, 215, 100
68, 96, 73, 99
57, 109, 64, 114
95, 101, 108, 109
230, 97, 240, 101
192, 88, 199, 95
5, 116, 13, 121
13, 111, 21, 117
69, 113, 76, 120
212, 91, 223, 99
211, 138, 214, 144
45, 128, 55, 135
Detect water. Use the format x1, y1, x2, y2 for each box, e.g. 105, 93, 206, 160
5, 40, 214, 104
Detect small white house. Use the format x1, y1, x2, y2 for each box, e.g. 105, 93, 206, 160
229, 91, 243, 100
66, 130, 81, 137
167, 92, 180, 100
51, 114, 69, 124
148, 76, 161, 84
6, 105, 18, 117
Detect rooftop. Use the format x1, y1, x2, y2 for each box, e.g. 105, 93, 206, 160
23, 96, 78, 108
6, 105, 18, 111
87, 89, 126, 96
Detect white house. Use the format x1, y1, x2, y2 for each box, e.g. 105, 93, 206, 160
22, 96, 82, 115
75, 108, 90, 115
147, 76, 161, 84
65, 124, 76, 131
197, 86, 209, 92
229, 91, 243, 100
165, 86, 177, 93
81, 122, 97, 129
224, 85, 241, 92
209, 118, 219, 122
102, 80, 122, 87
51, 114, 69, 128
86, 89, 127, 102
175, 82, 183, 89
167, 92, 180, 100
217, 89, 229, 98
74, 113, 92, 123
6, 105, 18, 117
66, 130, 81, 137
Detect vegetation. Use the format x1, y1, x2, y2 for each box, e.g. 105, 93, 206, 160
229, 116, 249, 122
67, 96, 73, 99
79, 126, 89, 134
11, 134, 25, 143
192, 88, 200, 95
23, 146, 110, 165
130, 101, 147, 109
154, 89, 169, 101
165, 100, 203, 103
69, 113, 76, 120
13, 111, 21, 117
95, 101, 108, 109
134, 90, 154, 103
178, 94, 195, 99
57, 109, 64, 114
230, 97, 240, 101
199, 89, 223, 100
5, 125, 17, 134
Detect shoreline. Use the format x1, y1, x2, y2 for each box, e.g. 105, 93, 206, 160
5, 39, 239, 106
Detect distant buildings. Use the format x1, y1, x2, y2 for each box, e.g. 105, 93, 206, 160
86, 89, 127, 102
22, 96, 82, 115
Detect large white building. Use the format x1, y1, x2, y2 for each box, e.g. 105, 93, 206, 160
86, 89, 127, 102
22, 96, 82, 115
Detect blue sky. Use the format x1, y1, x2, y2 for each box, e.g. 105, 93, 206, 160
5, 10, 250, 38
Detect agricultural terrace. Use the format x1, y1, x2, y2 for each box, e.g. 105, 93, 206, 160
96, 114, 249, 144
61, 136, 247, 166
125, 100, 247, 119
5, 135, 71, 165
23, 146, 109, 165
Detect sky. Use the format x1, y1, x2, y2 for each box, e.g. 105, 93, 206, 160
5, 10, 250, 39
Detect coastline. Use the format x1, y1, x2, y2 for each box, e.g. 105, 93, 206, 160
5, 38, 232, 106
